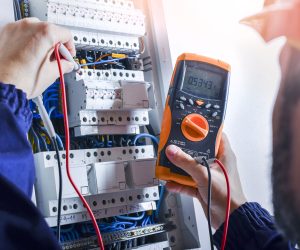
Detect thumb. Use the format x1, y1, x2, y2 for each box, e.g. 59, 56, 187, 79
59, 59, 74, 74
48, 59, 74, 80
166, 145, 208, 186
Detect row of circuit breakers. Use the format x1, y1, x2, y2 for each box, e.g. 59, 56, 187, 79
27, 0, 181, 249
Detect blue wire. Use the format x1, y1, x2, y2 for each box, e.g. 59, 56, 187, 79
116, 212, 145, 221
145, 216, 150, 225
45, 88, 59, 95
48, 106, 56, 116
129, 221, 137, 229
35, 126, 49, 151
56, 134, 64, 150
113, 222, 135, 227
155, 185, 165, 218
80, 57, 135, 67
44, 98, 59, 110
133, 133, 159, 146
30, 127, 41, 152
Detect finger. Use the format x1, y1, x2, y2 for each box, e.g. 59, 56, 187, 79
19, 17, 40, 24
50, 25, 76, 56
49, 59, 74, 76
60, 59, 75, 74
165, 145, 208, 184
38, 22, 76, 57
216, 133, 236, 168
217, 133, 231, 157
166, 181, 199, 199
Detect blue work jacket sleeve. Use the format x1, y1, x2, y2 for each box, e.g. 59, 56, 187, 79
0, 82, 34, 197
0, 82, 61, 249
213, 202, 295, 250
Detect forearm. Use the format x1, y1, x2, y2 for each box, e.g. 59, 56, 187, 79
213, 202, 295, 250
0, 82, 34, 197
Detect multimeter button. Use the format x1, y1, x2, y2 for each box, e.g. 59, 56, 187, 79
196, 100, 205, 106
179, 103, 185, 110
188, 99, 194, 105
179, 96, 187, 101
212, 112, 218, 117
205, 103, 212, 109
213, 105, 220, 109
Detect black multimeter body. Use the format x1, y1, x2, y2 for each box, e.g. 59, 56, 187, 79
156, 53, 230, 187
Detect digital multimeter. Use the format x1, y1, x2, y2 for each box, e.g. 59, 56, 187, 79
156, 53, 230, 187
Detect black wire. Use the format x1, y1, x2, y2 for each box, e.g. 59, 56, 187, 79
202, 158, 214, 250
51, 137, 63, 243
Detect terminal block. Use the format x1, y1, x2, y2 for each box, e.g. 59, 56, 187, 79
29, 0, 145, 36
72, 30, 140, 53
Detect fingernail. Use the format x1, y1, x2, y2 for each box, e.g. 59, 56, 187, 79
167, 145, 178, 157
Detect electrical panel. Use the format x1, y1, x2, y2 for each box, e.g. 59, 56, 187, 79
25, 0, 201, 249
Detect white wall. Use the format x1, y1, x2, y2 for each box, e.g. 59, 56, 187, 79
162, 0, 285, 248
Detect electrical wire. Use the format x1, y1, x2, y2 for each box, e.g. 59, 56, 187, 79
35, 124, 52, 151
14, 0, 22, 20
116, 212, 145, 221
51, 137, 63, 243
48, 106, 56, 118
80, 57, 135, 67
54, 43, 104, 250
155, 185, 165, 218
30, 127, 41, 152
94, 53, 110, 63
32, 100, 63, 242
202, 158, 214, 250
56, 134, 64, 150
214, 159, 231, 250
29, 127, 40, 153
133, 133, 159, 146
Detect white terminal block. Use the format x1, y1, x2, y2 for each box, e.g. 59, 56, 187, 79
126, 158, 159, 188
72, 30, 140, 53
69, 110, 149, 127
45, 198, 158, 227
49, 0, 135, 10
34, 150, 89, 216
74, 69, 144, 82
54, 187, 158, 219
29, 0, 145, 36
88, 161, 127, 194
66, 80, 150, 112
88, 158, 158, 194
74, 124, 140, 136
83, 145, 154, 164
34, 145, 154, 216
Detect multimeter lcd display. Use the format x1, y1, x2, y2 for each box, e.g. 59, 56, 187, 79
182, 66, 223, 99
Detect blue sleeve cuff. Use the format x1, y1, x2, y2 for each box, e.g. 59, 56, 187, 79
213, 202, 281, 250
0, 83, 32, 131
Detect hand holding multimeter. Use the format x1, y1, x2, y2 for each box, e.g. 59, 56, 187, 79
156, 53, 231, 187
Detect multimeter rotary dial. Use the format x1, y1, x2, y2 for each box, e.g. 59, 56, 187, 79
181, 114, 209, 142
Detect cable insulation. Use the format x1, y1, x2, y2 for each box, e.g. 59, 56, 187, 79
54, 43, 104, 249
51, 137, 62, 242
215, 159, 231, 250
133, 133, 159, 146
202, 158, 214, 250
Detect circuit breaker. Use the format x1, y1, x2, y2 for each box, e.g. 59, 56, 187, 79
6, 0, 203, 249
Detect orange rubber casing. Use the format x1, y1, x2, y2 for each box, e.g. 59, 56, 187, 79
156, 53, 230, 188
